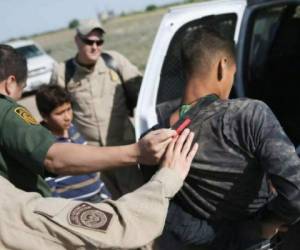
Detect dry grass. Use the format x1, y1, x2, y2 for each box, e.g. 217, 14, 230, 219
32, 9, 166, 71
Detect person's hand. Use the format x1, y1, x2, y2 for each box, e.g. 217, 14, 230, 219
138, 129, 177, 165
160, 129, 198, 180
261, 222, 279, 239
260, 221, 288, 239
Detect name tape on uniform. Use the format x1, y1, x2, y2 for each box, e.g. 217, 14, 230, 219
68, 203, 113, 232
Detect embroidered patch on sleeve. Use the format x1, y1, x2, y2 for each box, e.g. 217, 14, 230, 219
68, 203, 113, 232
14, 107, 38, 125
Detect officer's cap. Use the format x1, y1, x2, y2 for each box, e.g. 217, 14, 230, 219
77, 19, 105, 36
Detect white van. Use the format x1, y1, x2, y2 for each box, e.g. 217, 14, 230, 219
135, 1, 300, 248
6, 40, 56, 93
136, 0, 300, 154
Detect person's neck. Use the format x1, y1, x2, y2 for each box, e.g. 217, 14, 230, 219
75, 55, 96, 69
0, 85, 13, 100
182, 77, 218, 105
55, 128, 69, 138
0, 89, 7, 97
45, 124, 69, 138
0, 84, 5, 95
169, 76, 219, 126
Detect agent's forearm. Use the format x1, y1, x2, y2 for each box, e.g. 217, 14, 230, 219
44, 143, 140, 175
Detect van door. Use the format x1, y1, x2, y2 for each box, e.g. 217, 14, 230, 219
236, 0, 300, 153
135, 0, 246, 137
237, 3, 300, 249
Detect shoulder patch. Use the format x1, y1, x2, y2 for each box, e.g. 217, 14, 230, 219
14, 107, 38, 125
68, 203, 113, 232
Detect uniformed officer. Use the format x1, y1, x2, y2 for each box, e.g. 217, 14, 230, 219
0, 125, 198, 250
0, 44, 177, 198
50, 18, 144, 197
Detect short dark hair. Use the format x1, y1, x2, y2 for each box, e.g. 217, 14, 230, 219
0, 44, 27, 84
181, 26, 236, 77
36, 85, 72, 116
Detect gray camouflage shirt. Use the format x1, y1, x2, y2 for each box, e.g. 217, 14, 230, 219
156, 96, 300, 223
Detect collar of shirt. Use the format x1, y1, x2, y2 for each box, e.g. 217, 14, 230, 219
0, 93, 15, 103
73, 54, 108, 75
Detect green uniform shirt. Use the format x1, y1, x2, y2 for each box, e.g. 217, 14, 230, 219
0, 94, 55, 197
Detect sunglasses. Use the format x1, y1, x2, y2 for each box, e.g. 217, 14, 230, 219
80, 36, 104, 46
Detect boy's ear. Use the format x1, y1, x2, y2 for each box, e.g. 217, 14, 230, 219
217, 57, 229, 82
5, 75, 17, 96
217, 59, 223, 81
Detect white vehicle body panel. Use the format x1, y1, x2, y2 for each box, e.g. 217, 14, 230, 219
6, 40, 56, 92
135, 0, 246, 138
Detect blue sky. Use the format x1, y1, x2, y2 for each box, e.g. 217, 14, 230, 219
0, 0, 183, 42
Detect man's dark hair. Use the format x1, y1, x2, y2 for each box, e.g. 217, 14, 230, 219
181, 26, 236, 77
0, 44, 27, 84
36, 85, 72, 116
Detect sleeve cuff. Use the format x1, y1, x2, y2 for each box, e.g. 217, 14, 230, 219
151, 167, 184, 198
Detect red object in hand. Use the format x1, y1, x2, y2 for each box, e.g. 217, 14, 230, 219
175, 117, 191, 135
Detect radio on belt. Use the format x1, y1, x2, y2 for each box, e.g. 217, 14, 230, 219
175, 117, 191, 135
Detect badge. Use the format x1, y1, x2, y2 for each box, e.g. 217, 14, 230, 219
14, 107, 38, 125
69, 203, 113, 232
109, 70, 120, 82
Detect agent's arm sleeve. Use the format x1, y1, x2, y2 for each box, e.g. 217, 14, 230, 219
49, 62, 65, 88
0, 105, 55, 175
108, 50, 142, 82
108, 51, 142, 111
250, 101, 300, 224
34, 167, 183, 249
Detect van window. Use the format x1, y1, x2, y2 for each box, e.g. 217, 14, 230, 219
245, 4, 300, 147
157, 13, 237, 104
16, 45, 44, 59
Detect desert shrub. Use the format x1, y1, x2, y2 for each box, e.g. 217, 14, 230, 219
69, 19, 79, 29
145, 5, 157, 12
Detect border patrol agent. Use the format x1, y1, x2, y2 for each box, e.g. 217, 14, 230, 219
0, 94, 54, 196
0, 44, 199, 249
0, 167, 188, 250
50, 19, 144, 198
